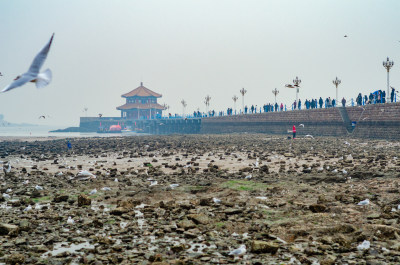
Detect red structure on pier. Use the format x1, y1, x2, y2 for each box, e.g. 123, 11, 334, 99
117, 82, 164, 119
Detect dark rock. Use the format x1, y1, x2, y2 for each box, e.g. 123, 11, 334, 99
110, 207, 129, 216
53, 195, 69, 203
309, 204, 327, 213
78, 194, 91, 206
0, 223, 19, 236
5, 253, 25, 265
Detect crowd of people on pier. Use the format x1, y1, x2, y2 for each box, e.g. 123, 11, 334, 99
173, 87, 398, 119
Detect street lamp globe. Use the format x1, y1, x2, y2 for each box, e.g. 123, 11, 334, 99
383, 57, 394, 99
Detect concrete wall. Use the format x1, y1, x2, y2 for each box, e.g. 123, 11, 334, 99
200, 107, 348, 136
200, 103, 400, 140
78, 103, 400, 139
347, 102, 400, 140
79, 117, 201, 134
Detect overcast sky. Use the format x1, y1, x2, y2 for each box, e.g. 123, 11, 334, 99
0, 0, 399, 126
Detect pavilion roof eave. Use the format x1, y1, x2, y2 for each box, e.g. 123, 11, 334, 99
116, 103, 165, 110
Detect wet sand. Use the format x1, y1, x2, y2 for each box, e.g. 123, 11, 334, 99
1, 134, 400, 264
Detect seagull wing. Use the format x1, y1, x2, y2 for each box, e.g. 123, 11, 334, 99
1, 74, 35, 93
27, 33, 54, 75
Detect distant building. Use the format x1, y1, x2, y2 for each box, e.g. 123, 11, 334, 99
116, 82, 165, 119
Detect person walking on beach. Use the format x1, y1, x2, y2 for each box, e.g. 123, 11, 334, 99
67, 140, 72, 150
292, 125, 296, 139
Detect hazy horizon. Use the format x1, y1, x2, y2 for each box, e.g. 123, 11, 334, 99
1, 0, 399, 127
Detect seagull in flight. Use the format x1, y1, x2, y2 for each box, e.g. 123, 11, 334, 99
344, 35, 348, 38
2, 33, 54, 93
0, 72, 3, 76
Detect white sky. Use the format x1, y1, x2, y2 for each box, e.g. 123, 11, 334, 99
0, 0, 399, 126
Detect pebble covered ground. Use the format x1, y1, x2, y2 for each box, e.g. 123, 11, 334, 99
0, 134, 400, 264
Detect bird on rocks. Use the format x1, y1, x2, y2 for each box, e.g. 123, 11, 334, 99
89, 188, 97, 195
357, 199, 370, 206
2, 34, 54, 93
4, 163, 11, 173
213, 197, 221, 204
2, 193, 11, 200
228, 244, 246, 257
245, 174, 252, 179
24, 205, 32, 212
150, 181, 158, 186
67, 216, 75, 225
35, 185, 43, 190
357, 240, 370, 250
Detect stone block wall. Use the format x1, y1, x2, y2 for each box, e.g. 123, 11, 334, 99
201, 108, 348, 136
201, 103, 400, 140
346, 102, 400, 140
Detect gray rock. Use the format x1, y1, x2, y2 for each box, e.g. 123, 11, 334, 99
0, 223, 19, 236
251, 240, 280, 254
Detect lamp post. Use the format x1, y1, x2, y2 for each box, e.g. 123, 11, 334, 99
383, 57, 394, 98
163, 103, 169, 118
204, 95, 211, 114
240, 88, 247, 113
332, 77, 341, 104
272, 88, 279, 104
232, 95, 238, 114
293, 76, 301, 103
181, 99, 187, 118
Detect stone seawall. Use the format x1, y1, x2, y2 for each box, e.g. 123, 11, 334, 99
200, 102, 400, 139
347, 102, 400, 140
79, 117, 201, 134
75, 103, 400, 139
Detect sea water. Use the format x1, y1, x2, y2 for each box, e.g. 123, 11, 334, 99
0, 125, 140, 138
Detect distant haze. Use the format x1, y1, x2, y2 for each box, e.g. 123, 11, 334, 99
0, 0, 399, 126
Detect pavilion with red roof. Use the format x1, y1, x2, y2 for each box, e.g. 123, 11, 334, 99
117, 82, 165, 119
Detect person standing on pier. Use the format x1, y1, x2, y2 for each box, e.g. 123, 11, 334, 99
342, 97, 346, 107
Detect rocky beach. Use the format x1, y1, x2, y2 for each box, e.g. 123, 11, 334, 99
0, 134, 400, 264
